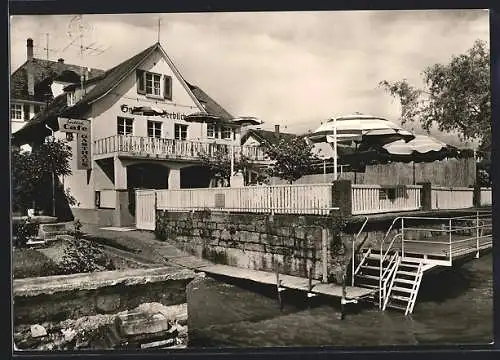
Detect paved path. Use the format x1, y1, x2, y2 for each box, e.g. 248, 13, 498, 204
81, 223, 205, 268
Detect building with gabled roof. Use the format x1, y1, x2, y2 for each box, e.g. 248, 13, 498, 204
10, 38, 105, 134
13, 40, 265, 227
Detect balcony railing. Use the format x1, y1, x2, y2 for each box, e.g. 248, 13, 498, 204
93, 135, 268, 162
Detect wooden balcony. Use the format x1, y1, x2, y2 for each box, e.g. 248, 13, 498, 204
93, 135, 268, 162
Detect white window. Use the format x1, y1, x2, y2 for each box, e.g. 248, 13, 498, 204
222, 127, 232, 140
147, 121, 162, 138
174, 124, 188, 140
11, 104, 22, 120
117, 117, 134, 136
207, 123, 216, 138
145, 72, 162, 97
137, 70, 172, 100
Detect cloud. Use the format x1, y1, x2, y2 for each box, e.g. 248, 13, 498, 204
10, 10, 489, 143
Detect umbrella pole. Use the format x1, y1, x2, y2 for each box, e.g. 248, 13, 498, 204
412, 161, 416, 185
333, 117, 338, 181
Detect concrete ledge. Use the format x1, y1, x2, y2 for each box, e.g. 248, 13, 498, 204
14, 266, 196, 297
14, 266, 197, 326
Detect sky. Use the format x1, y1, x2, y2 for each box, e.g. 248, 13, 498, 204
9, 10, 489, 146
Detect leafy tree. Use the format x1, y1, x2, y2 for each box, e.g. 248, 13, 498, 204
198, 150, 234, 187
379, 39, 490, 155
264, 136, 320, 184
11, 138, 73, 214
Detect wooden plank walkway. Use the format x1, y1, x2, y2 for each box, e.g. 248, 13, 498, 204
168, 257, 374, 301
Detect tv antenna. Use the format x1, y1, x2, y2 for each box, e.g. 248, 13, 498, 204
61, 15, 109, 57
32, 32, 60, 60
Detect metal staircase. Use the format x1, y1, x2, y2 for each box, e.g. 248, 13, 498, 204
352, 211, 492, 316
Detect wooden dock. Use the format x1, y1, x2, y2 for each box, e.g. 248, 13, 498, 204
167, 255, 375, 301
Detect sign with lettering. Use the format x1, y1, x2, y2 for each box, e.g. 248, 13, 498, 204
76, 132, 91, 170
120, 104, 187, 120
58, 117, 90, 134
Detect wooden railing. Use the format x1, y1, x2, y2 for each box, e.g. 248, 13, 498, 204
93, 135, 268, 162
480, 187, 492, 206
351, 185, 422, 215
431, 186, 474, 210
156, 184, 336, 215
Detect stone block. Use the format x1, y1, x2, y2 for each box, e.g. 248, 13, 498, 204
96, 293, 121, 313
30, 324, 47, 338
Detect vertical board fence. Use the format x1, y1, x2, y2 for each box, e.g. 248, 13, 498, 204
136, 189, 157, 230
156, 184, 335, 215
351, 185, 422, 215
480, 187, 492, 206
431, 186, 474, 210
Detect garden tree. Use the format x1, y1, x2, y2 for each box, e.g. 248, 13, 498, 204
264, 136, 320, 184
379, 39, 490, 156
11, 138, 75, 214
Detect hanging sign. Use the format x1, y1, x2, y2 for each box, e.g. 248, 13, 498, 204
58, 117, 91, 134
76, 132, 91, 170
57, 118, 91, 170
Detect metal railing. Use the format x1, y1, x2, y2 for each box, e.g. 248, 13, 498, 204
399, 211, 492, 265
351, 216, 369, 286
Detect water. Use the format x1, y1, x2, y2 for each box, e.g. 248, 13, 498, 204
187, 253, 493, 348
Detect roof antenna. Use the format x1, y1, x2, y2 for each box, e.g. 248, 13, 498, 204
157, 17, 161, 43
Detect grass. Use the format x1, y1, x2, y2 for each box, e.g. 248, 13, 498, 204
13, 248, 61, 279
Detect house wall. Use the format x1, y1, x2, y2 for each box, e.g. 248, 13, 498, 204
90, 49, 237, 144
11, 102, 42, 133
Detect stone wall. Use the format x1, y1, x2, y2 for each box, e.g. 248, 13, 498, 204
156, 211, 349, 282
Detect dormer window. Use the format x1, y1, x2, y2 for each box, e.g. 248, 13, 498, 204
136, 70, 172, 100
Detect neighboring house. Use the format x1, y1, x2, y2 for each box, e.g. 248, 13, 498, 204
12, 41, 261, 227
10, 38, 105, 136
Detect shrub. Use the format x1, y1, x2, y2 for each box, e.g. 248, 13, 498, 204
12, 218, 40, 248
58, 219, 116, 274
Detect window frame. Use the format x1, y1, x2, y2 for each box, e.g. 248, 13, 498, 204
221, 126, 232, 140
174, 123, 188, 141
145, 72, 162, 97
117, 117, 134, 136
147, 120, 162, 139
11, 103, 22, 120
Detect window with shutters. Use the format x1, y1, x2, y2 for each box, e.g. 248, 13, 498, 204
117, 117, 134, 136
11, 104, 22, 120
147, 121, 162, 138
137, 70, 173, 100
174, 124, 188, 140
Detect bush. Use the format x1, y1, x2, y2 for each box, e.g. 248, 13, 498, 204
58, 220, 116, 274
12, 218, 40, 248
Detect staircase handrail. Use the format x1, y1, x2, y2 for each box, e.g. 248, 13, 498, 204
351, 216, 369, 285
382, 253, 401, 310
379, 249, 399, 309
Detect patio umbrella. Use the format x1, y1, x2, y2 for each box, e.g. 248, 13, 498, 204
307, 113, 415, 180
307, 114, 415, 145
184, 111, 222, 123
231, 116, 263, 126
382, 134, 457, 162
130, 106, 165, 116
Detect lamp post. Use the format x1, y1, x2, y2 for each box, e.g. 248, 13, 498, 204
45, 124, 56, 217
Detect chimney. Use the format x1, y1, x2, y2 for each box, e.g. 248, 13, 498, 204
275, 124, 280, 134
57, 58, 64, 63
26, 38, 34, 61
